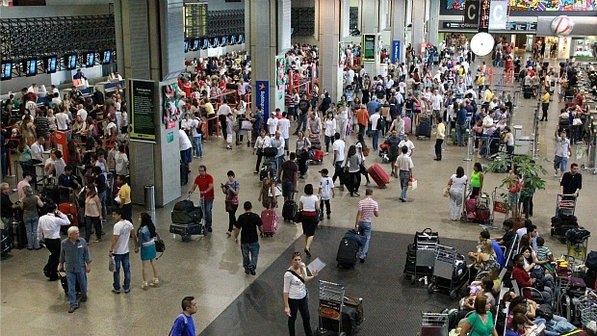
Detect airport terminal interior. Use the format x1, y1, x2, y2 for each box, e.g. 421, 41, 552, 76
1, 0, 597, 335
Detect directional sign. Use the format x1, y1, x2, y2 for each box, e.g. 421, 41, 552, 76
256, 80, 270, 127
464, 0, 480, 25
488, 0, 508, 31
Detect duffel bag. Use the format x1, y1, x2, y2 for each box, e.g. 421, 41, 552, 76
174, 199, 195, 212
566, 227, 590, 244
262, 147, 278, 157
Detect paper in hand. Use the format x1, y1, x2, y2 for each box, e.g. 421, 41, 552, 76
307, 257, 326, 274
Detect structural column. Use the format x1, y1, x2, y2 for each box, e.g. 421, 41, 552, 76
114, 0, 184, 207
391, 0, 407, 63
427, 0, 440, 47
317, 0, 341, 101
410, 0, 427, 55
248, 0, 290, 120
359, 0, 380, 76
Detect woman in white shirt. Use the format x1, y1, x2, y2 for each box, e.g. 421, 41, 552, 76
298, 184, 320, 258
283, 251, 318, 336
253, 129, 270, 174
446, 166, 468, 221
323, 111, 336, 153
336, 103, 349, 140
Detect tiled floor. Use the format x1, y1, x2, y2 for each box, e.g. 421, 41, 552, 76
1, 65, 596, 335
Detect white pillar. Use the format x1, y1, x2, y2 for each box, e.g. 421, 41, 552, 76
411, 0, 426, 55
391, 0, 406, 63
318, 0, 341, 101
427, 0, 440, 47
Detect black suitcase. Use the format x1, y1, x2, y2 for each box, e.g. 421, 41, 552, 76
173, 199, 195, 212
282, 199, 298, 221
59, 272, 81, 294
416, 118, 431, 138
1, 227, 12, 258
11, 220, 27, 250
169, 222, 204, 240
336, 237, 359, 268
523, 86, 533, 99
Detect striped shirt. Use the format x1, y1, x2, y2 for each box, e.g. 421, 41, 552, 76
358, 197, 379, 223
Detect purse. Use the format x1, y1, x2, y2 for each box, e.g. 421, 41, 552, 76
362, 146, 370, 157
442, 186, 450, 197
155, 234, 165, 253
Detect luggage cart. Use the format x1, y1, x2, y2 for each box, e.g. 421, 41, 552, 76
404, 229, 439, 285
317, 280, 347, 336
556, 194, 577, 217
489, 188, 508, 228
577, 291, 597, 330
567, 233, 590, 262
419, 312, 449, 336
427, 245, 469, 300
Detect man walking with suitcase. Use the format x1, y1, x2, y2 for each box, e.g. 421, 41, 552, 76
59, 226, 92, 313
233, 201, 263, 275
355, 188, 379, 263
189, 165, 215, 234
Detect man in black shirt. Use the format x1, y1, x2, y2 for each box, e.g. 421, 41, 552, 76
279, 152, 298, 202
294, 94, 310, 135
233, 201, 263, 275
560, 163, 582, 197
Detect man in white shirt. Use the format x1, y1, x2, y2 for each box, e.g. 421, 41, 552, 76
270, 131, 285, 177
369, 111, 382, 151
76, 104, 88, 122
179, 129, 193, 165
55, 109, 71, 131
431, 90, 444, 124
331, 133, 346, 186
109, 208, 138, 294
278, 112, 291, 153
37, 203, 71, 281
31, 136, 45, 163
217, 100, 232, 140
398, 134, 416, 157
267, 112, 279, 136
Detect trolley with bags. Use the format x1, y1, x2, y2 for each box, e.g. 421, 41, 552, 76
418, 312, 449, 336
551, 194, 580, 243
427, 244, 469, 300
317, 280, 364, 336
169, 196, 204, 241
403, 228, 439, 284
565, 227, 591, 261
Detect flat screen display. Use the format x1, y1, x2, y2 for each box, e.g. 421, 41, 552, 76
192, 39, 200, 51
25, 58, 37, 77
220, 35, 228, 47
1, 62, 12, 80
201, 38, 209, 50
65, 54, 78, 70
101, 50, 112, 64
184, 40, 189, 53
46, 56, 57, 73
85, 52, 95, 67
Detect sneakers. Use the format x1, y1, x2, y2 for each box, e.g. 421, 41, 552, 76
141, 282, 149, 290
68, 306, 78, 313
123, 289, 130, 293
359, 258, 366, 264
250, 269, 256, 276
111, 289, 120, 294
149, 279, 160, 287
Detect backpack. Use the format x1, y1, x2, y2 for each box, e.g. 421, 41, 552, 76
586, 251, 597, 271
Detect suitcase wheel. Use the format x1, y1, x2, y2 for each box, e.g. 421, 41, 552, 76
427, 283, 436, 294
181, 235, 192, 242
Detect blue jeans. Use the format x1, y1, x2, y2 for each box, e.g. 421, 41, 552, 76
112, 252, 131, 291
372, 130, 380, 150
357, 221, 372, 259
67, 271, 87, 307
99, 190, 108, 220
241, 242, 260, 271
324, 135, 333, 152
193, 135, 203, 157
399, 170, 410, 200
202, 199, 214, 230
456, 123, 466, 146
295, 113, 307, 133
24, 217, 39, 249
181, 148, 192, 165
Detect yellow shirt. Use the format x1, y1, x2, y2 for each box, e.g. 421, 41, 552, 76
541, 92, 550, 103
118, 183, 131, 205
436, 122, 446, 140
204, 102, 215, 116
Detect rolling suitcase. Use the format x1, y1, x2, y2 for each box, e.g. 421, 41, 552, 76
261, 209, 279, 237
523, 85, 533, 99
367, 163, 390, 188
336, 237, 359, 268
282, 198, 298, 222
416, 118, 431, 138
403, 116, 412, 135
59, 272, 81, 295
311, 149, 324, 163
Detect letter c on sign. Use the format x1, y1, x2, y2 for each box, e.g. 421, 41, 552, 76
493, 4, 504, 21
467, 4, 477, 21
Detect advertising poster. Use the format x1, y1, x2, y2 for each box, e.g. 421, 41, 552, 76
275, 55, 287, 110
443, 0, 596, 15
363, 35, 376, 61
162, 83, 184, 130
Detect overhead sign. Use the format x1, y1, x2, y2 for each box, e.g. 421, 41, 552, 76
128, 79, 156, 142
479, 0, 490, 32
506, 22, 537, 32
440, 21, 479, 30
256, 80, 270, 126
391, 40, 401, 64
488, 0, 508, 31
464, 0, 480, 25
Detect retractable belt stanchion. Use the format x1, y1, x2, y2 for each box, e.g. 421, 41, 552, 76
463, 132, 473, 162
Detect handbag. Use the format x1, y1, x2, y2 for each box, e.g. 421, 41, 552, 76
293, 211, 303, 223
362, 146, 370, 157
155, 234, 165, 253
408, 178, 418, 190
241, 120, 253, 130
442, 186, 450, 197
108, 256, 115, 272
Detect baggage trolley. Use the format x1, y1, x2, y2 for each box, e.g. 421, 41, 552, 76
577, 291, 597, 330
556, 194, 577, 217
317, 280, 347, 336
419, 312, 449, 336
489, 188, 508, 229
404, 229, 438, 285
427, 245, 469, 300
567, 234, 590, 262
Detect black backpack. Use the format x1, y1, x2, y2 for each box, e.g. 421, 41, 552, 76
565, 227, 590, 244
586, 251, 597, 271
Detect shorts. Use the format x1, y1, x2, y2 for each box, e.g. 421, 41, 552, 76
388, 155, 398, 163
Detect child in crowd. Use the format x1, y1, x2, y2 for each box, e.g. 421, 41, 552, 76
318, 169, 334, 220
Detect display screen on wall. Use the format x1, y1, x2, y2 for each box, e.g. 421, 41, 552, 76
184, 40, 190, 53
45, 56, 57, 73
65, 54, 77, 70
25, 59, 37, 77
101, 50, 112, 64
1, 62, 12, 80
363, 35, 376, 61
441, 0, 596, 15
85, 52, 95, 67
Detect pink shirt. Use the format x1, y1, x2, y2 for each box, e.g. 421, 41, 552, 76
358, 197, 379, 222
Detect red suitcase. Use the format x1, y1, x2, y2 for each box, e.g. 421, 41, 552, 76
310, 149, 324, 164
367, 163, 390, 188
58, 202, 79, 226
261, 209, 279, 237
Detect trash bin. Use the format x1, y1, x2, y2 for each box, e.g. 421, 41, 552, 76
144, 185, 155, 211
514, 136, 531, 156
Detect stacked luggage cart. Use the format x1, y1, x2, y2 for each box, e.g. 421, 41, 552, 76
427, 245, 469, 300
419, 312, 449, 336
404, 228, 439, 284
317, 280, 364, 336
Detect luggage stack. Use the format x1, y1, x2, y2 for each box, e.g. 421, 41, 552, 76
169, 199, 204, 241
403, 228, 439, 284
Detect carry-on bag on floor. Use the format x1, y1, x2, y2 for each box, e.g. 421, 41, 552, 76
403, 116, 412, 135
367, 163, 390, 188
523, 85, 533, 99
11, 219, 27, 249
282, 198, 298, 222
336, 237, 359, 268
59, 271, 81, 295
416, 118, 432, 138
261, 209, 279, 237
310, 149, 324, 164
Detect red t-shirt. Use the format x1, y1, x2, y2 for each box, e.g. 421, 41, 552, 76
193, 174, 215, 201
